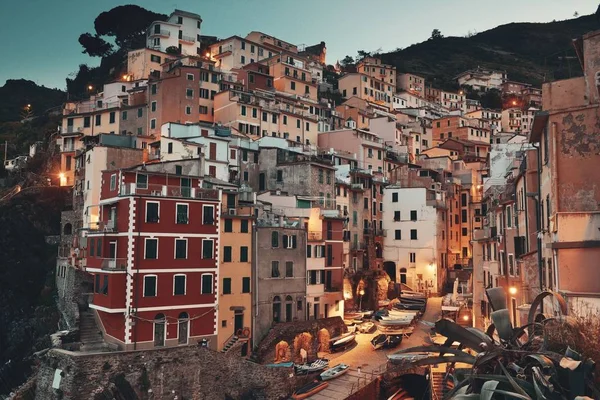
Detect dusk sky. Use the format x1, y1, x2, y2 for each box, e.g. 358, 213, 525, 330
1, 0, 597, 90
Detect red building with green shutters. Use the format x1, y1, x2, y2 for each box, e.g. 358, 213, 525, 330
85, 159, 221, 350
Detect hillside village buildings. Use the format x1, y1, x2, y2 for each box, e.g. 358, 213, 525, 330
52, 7, 600, 361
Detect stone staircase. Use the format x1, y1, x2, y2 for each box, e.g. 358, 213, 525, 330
220, 335, 239, 354
431, 371, 454, 400
79, 309, 110, 352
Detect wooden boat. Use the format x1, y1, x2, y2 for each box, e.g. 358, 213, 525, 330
319, 363, 349, 381
387, 352, 433, 364
387, 388, 413, 400
294, 358, 329, 375
292, 380, 329, 399
377, 326, 414, 336
371, 334, 403, 350
265, 361, 294, 368
330, 333, 356, 352
357, 321, 375, 333
377, 318, 412, 327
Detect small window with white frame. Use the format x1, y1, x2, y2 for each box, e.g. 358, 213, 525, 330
144, 238, 158, 259
174, 274, 186, 295
201, 273, 213, 294
145, 201, 160, 223
109, 174, 117, 191
136, 173, 148, 189
176, 203, 189, 224
143, 275, 157, 297
175, 238, 188, 259
202, 239, 214, 259
186, 73, 194, 81
202, 205, 215, 225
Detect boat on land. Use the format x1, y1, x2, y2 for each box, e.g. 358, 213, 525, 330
387, 352, 434, 364
377, 318, 413, 327
357, 321, 375, 333
294, 358, 329, 375
265, 361, 294, 368
291, 380, 329, 399
387, 387, 415, 400
319, 363, 350, 381
330, 333, 357, 352
377, 326, 414, 336
371, 334, 403, 350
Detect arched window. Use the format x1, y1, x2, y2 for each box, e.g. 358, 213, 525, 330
178, 312, 189, 345
273, 296, 281, 323
285, 295, 293, 322
400, 268, 408, 285
154, 313, 166, 347
63, 223, 72, 235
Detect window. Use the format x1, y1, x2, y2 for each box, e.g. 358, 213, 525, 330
151, 101, 157, 112
283, 115, 287, 125
175, 203, 188, 224
175, 239, 187, 259
241, 219, 249, 233
222, 278, 231, 294
410, 210, 417, 221
462, 209, 468, 223
252, 108, 257, 118
151, 84, 157, 95
150, 119, 156, 129
283, 234, 297, 249
276, 170, 283, 182
137, 108, 143, 118
186, 88, 194, 98
224, 219, 233, 232
95, 115, 101, 126
203, 205, 214, 225
167, 142, 173, 154
409, 252, 416, 263
297, 119, 301, 128
394, 211, 400, 221
240, 246, 248, 262
410, 229, 418, 240
146, 201, 159, 223
272, 231, 279, 247
201, 274, 213, 294
109, 174, 117, 191
395, 230, 401, 240
285, 261, 294, 277
201, 239, 214, 259
291, 81, 296, 90
271, 261, 280, 277
240, 55, 245, 64
223, 246, 232, 262
109, 112, 115, 124
241, 105, 246, 116
150, 54, 161, 63
84, 116, 91, 128
199, 105, 208, 114
242, 277, 250, 293
144, 275, 157, 297
462, 227, 468, 236
392, 192, 398, 202
508, 254, 515, 275
174, 275, 186, 295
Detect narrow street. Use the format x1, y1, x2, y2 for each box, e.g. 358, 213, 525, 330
309, 297, 442, 399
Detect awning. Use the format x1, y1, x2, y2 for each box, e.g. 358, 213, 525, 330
529, 111, 549, 143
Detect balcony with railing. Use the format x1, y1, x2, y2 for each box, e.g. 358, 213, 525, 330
59, 126, 84, 135
148, 29, 170, 38
179, 34, 196, 44
99, 258, 127, 271
88, 219, 118, 233
64, 100, 122, 115
351, 242, 365, 251
119, 183, 219, 201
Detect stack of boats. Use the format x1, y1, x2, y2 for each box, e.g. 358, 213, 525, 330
373, 308, 419, 327
329, 332, 357, 352
394, 290, 427, 311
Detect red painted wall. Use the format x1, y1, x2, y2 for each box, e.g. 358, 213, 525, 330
133, 271, 216, 308
97, 310, 126, 342
134, 307, 216, 342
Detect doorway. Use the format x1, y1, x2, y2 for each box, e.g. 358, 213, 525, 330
178, 312, 189, 345
154, 314, 166, 347
383, 261, 396, 282
324, 304, 329, 318
313, 303, 320, 320
234, 311, 244, 333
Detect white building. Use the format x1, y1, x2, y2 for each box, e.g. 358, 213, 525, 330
160, 122, 233, 182
146, 9, 202, 56
456, 68, 506, 91
382, 186, 445, 294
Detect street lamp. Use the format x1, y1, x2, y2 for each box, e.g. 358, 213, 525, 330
509, 286, 517, 295
358, 289, 365, 311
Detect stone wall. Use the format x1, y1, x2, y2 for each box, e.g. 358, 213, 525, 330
36, 346, 300, 400
56, 265, 93, 331
254, 316, 346, 364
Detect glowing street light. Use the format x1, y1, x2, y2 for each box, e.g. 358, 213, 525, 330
358, 289, 365, 311
512, 100, 517, 106
87, 85, 93, 91
462, 315, 470, 321
58, 172, 65, 180
509, 287, 517, 295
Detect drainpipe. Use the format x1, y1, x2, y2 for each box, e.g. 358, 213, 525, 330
252, 222, 258, 350
133, 195, 141, 350
532, 142, 543, 313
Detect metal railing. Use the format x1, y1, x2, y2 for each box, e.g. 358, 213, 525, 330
179, 34, 196, 43
88, 220, 118, 232
351, 242, 365, 251
149, 29, 170, 37
120, 183, 219, 200
100, 258, 127, 270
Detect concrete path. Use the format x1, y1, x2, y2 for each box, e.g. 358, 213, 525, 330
308, 297, 443, 399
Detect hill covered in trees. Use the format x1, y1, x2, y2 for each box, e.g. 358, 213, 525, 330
0, 79, 64, 123
378, 14, 598, 90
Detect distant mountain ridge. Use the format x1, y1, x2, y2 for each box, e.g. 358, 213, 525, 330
380, 14, 598, 90
0, 79, 65, 123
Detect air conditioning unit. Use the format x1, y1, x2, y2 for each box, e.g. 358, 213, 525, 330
228, 209, 237, 216
151, 190, 162, 196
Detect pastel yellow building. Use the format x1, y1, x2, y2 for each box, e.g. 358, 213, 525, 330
218, 190, 255, 354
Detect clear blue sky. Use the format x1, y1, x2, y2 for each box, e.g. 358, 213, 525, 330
0, 0, 597, 90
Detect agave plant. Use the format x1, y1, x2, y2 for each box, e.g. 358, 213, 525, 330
387, 288, 599, 399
